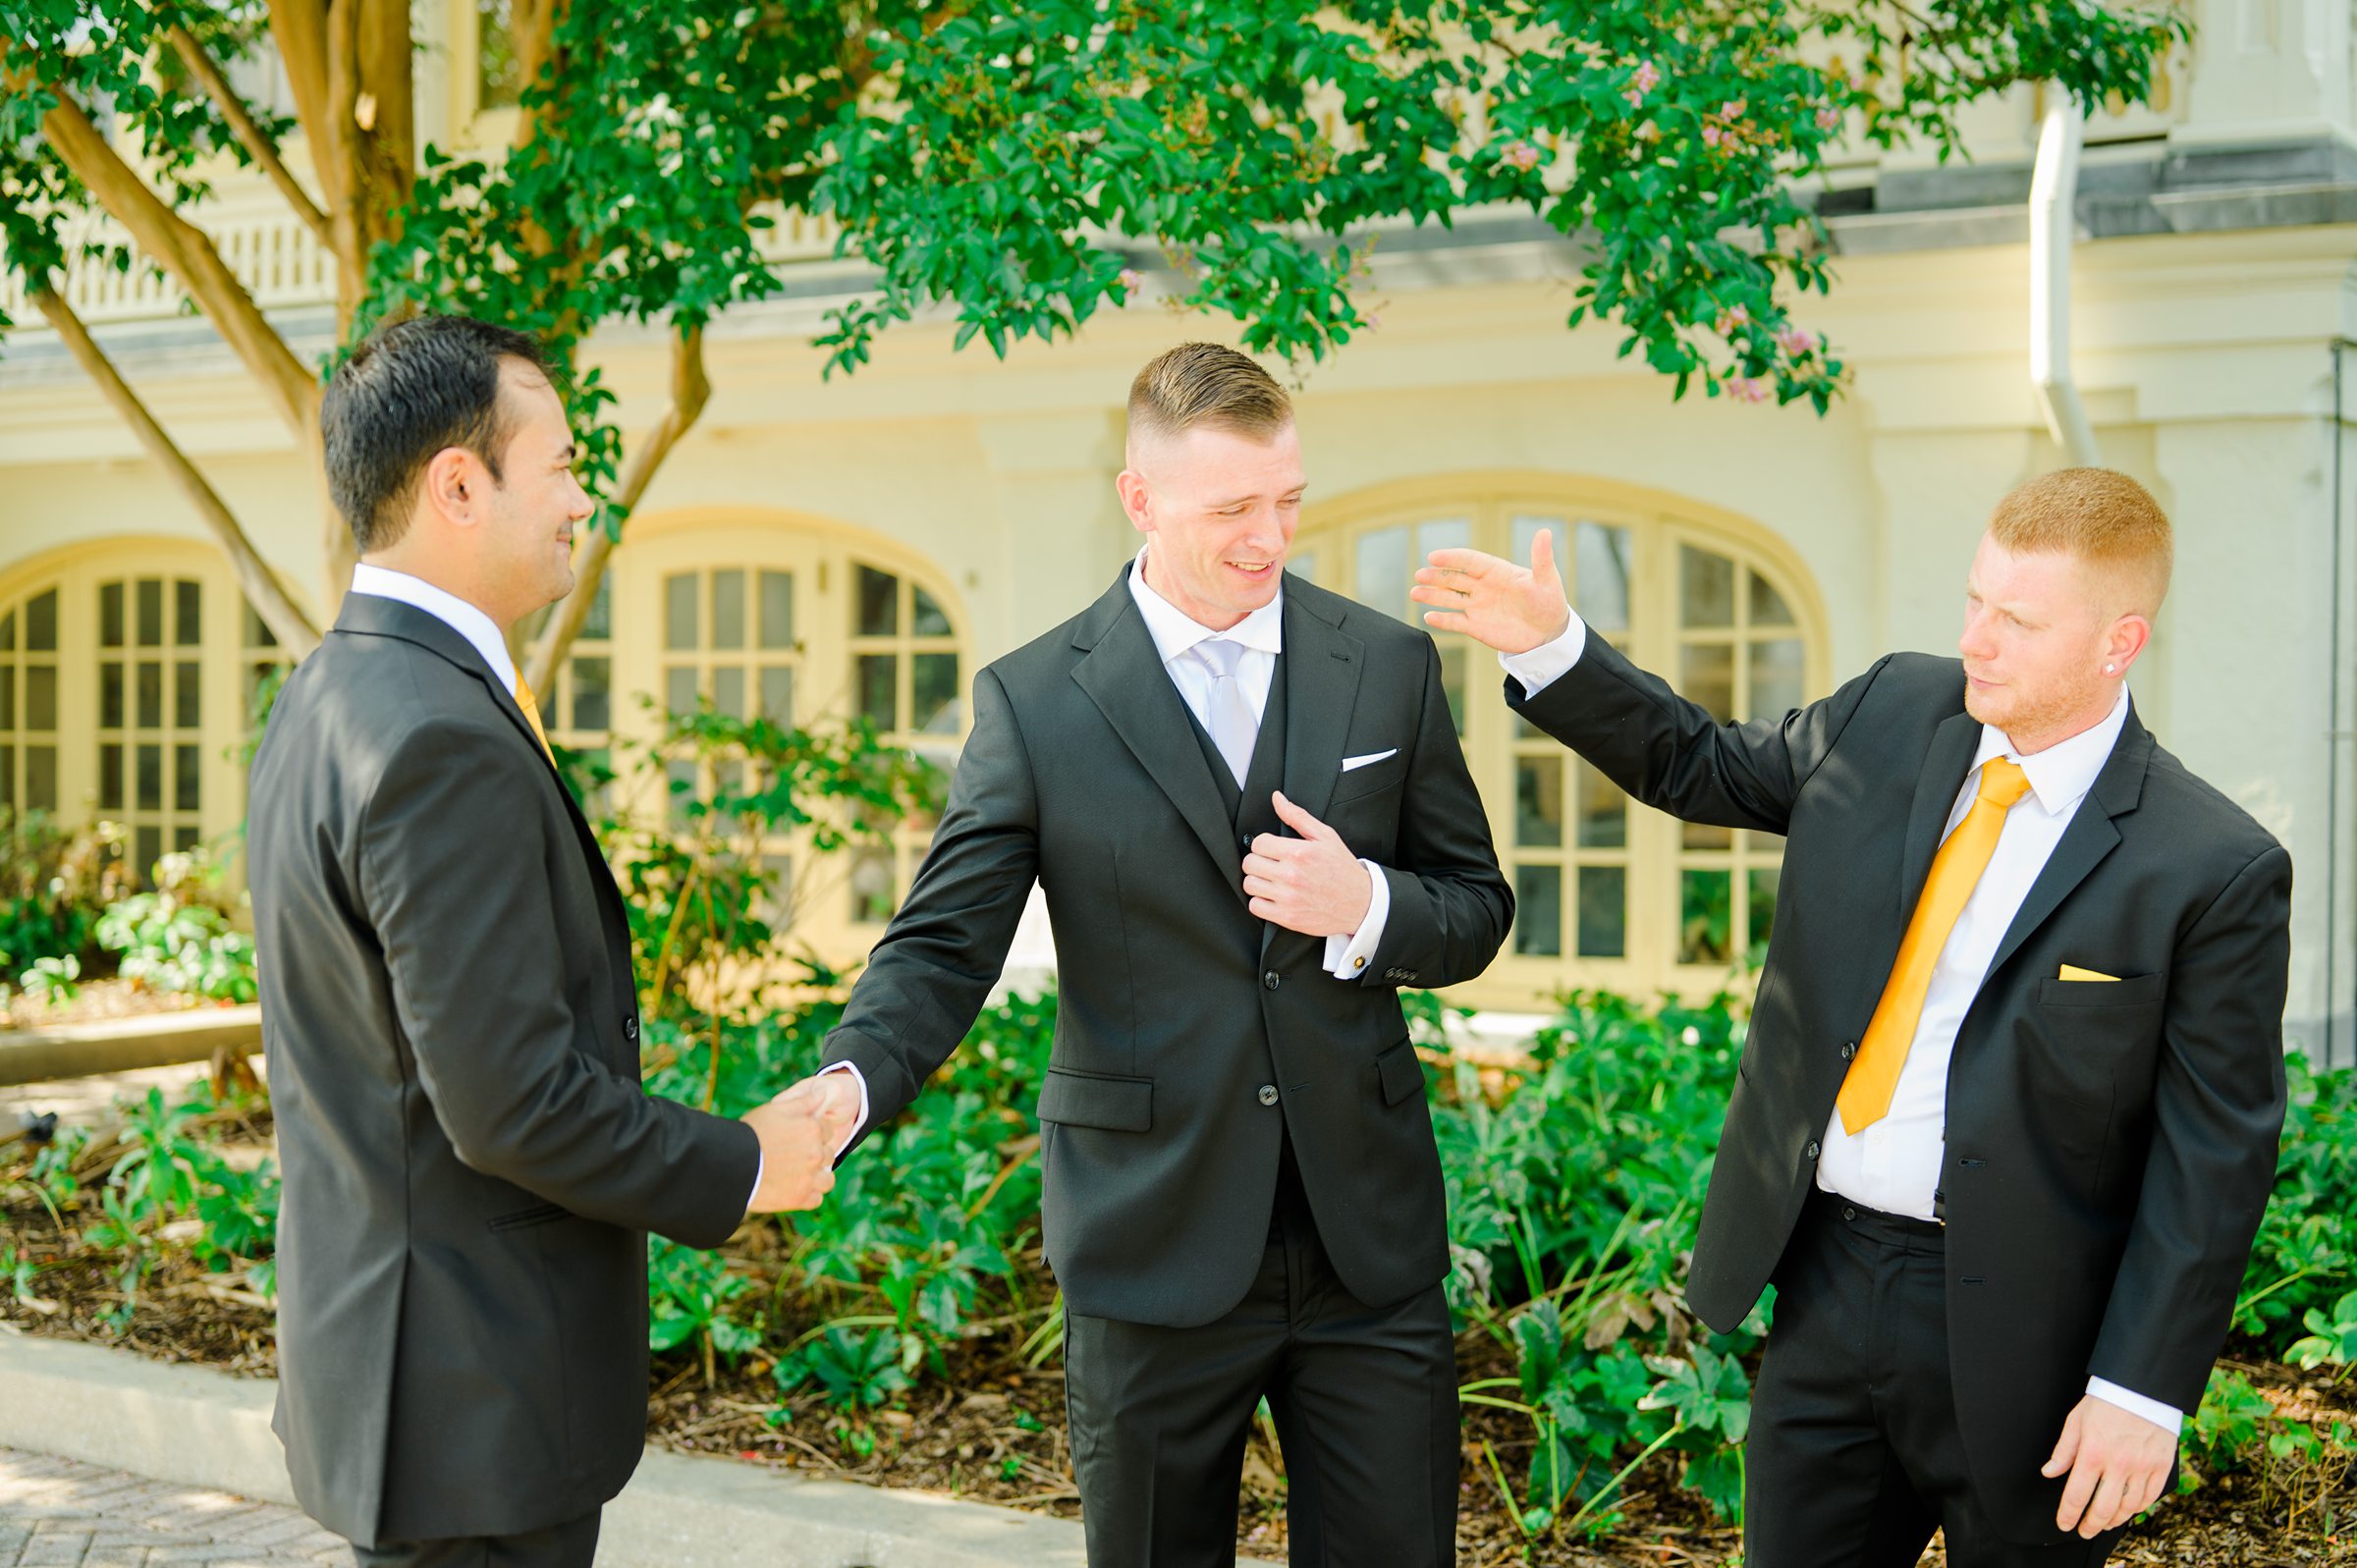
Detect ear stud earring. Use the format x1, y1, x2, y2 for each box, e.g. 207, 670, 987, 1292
2104, 664, 2116, 675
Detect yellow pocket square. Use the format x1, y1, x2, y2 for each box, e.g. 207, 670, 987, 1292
2057, 964, 2119, 983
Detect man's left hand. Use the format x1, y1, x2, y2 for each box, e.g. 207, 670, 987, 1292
2042, 1394, 2174, 1537
1243, 792, 1373, 939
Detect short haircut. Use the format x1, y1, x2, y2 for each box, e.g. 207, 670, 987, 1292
321, 315, 555, 555
1987, 466, 2174, 619
1127, 342, 1292, 449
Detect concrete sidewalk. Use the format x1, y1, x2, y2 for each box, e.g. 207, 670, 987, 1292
0, 1445, 346, 1567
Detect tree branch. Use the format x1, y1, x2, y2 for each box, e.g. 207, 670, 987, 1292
32, 286, 321, 660
165, 25, 331, 244
13, 68, 321, 441
523, 324, 710, 693
264, 0, 341, 217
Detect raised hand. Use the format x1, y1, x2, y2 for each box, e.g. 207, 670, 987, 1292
1243, 791, 1374, 939
1410, 526, 1571, 654
740, 1074, 861, 1213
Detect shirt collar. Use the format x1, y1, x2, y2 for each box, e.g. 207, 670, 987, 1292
1971, 683, 2131, 816
1125, 546, 1286, 665
349, 564, 518, 692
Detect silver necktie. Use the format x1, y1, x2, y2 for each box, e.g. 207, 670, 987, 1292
1192, 638, 1258, 787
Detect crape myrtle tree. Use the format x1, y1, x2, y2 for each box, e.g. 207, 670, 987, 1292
0, 0, 2184, 680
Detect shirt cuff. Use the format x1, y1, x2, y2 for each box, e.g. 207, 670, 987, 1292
2085, 1377, 2183, 1436
1498, 608, 1588, 698
815, 1060, 869, 1159
1323, 860, 1390, 979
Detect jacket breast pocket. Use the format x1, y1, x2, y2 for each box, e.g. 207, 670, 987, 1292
1376, 1037, 1424, 1107
1036, 1066, 1153, 1132
2035, 971, 2165, 1009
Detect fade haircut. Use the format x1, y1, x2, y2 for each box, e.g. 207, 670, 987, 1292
321, 314, 555, 555
1987, 466, 2174, 620
1126, 342, 1292, 450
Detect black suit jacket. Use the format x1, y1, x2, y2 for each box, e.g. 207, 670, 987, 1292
247, 594, 759, 1546
1513, 638, 2290, 1541
823, 568, 1512, 1325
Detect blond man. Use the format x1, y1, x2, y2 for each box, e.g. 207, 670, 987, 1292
817, 343, 1511, 1564
1415, 469, 2289, 1567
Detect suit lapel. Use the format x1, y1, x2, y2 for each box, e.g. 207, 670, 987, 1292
1898, 711, 1983, 921
1277, 590, 1365, 823
1982, 712, 2152, 981
1070, 572, 1250, 905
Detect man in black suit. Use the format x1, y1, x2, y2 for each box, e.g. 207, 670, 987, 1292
248, 315, 851, 1568
1413, 468, 2290, 1566
811, 343, 1511, 1564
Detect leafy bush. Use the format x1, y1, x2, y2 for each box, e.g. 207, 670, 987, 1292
0, 809, 132, 978
93, 848, 257, 1003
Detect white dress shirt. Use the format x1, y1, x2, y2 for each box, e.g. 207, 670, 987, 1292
349, 564, 518, 691
817, 549, 1392, 1158
1504, 612, 2177, 1433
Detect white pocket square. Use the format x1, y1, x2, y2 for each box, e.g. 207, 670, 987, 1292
1342, 749, 1398, 772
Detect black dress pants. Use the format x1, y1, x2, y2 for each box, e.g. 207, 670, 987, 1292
1063, 1147, 1458, 1567
1746, 1192, 2126, 1568
350, 1511, 600, 1568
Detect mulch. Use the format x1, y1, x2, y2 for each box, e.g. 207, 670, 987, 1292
3, 1132, 2352, 1565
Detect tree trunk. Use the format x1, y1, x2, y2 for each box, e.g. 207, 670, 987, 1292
34, 289, 322, 660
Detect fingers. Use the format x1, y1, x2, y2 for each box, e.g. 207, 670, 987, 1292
1529, 523, 1558, 580
1271, 791, 1338, 841
2078, 1468, 2126, 1539
2054, 1449, 2100, 1533
2042, 1405, 2082, 1479
1422, 547, 1510, 577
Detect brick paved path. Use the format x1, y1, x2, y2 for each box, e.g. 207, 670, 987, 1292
0, 1447, 347, 1567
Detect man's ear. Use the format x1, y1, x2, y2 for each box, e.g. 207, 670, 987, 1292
421, 446, 479, 527
1115, 468, 1155, 536
2106, 613, 2152, 676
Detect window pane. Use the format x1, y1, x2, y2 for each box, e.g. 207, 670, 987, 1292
580, 572, 612, 641
757, 853, 795, 927
26, 666, 55, 731
174, 826, 200, 854
1574, 522, 1633, 634
0, 668, 12, 730
759, 666, 795, 727
1354, 527, 1408, 622
912, 653, 959, 733
1418, 517, 1471, 565
26, 745, 54, 811
1511, 516, 1561, 576
665, 758, 698, 827
1578, 866, 1627, 957
135, 824, 161, 881
99, 744, 122, 811
98, 664, 122, 729
664, 666, 697, 719
711, 569, 745, 650
1512, 864, 1562, 957
912, 584, 952, 637
1575, 761, 1627, 849
1514, 755, 1563, 847
664, 572, 698, 651
27, 590, 56, 652
858, 566, 900, 636
176, 744, 201, 811
1751, 570, 1795, 627
1754, 637, 1805, 719
244, 601, 279, 649
758, 571, 794, 648
137, 744, 162, 810
571, 657, 610, 731
100, 583, 124, 648
176, 580, 201, 646
1680, 869, 1732, 964
850, 844, 897, 924
137, 579, 163, 646
176, 661, 201, 729
1680, 641, 1734, 723
1288, 550, 1318, 585
1748, 866, 1781, 965
137, 662, 162, 729
712, 666, 745, 720
1683, 819, 1733, 850
0, 744, 11, 807
1438, 642, 1468, 736
1679, 545, 1736, 629
859, 653, 898, 730
0, 608, 14, 651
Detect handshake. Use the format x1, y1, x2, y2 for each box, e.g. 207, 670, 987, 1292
740, 1070, 863, 1213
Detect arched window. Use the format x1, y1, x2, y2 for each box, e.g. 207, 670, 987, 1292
0, 541, 290, 883
588, 511, 971, 971
1292, 475, 1829, 1007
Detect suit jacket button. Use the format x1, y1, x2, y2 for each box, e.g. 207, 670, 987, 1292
1258, 1084, 1280, 1107
625, 1017, 639, 1042
1805, 1141, 1822, 1161
1263, 970, 1282, 992
1839, 1042, 1855, 1061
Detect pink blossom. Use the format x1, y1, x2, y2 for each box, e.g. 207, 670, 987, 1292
1727, 376, 1771, 404
1631, 61, 1662, 94
1815, 104, 1842, 132
1504, 140, 1544, 172
1722, 99, 1746, 119
1702, 124, 1723, 147
1118, 267, 1142, 294
1713, 304, 1749, 336
1776, 324, 1815, 357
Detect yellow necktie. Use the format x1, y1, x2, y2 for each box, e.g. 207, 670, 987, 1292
1836, 756, 2034, 1135
514, 674, 556, 763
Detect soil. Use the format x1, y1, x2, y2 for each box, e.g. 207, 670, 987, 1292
2, 1110, 2350, 1564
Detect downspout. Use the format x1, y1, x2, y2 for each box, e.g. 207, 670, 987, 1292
2330, 338, 2353, 1069
2030, 101, 2102, 466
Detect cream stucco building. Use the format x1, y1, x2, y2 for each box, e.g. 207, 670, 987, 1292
5, 1, 2356, 1061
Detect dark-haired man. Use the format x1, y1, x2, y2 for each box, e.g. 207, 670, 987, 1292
247, 315, 852, 1568
816, 342, 1512, 1563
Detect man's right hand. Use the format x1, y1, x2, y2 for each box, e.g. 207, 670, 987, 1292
1410, 527, 1571, 654
741, 1076, 860, 1212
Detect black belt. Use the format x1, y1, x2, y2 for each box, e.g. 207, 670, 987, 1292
1807, 1186, 1946, 1244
